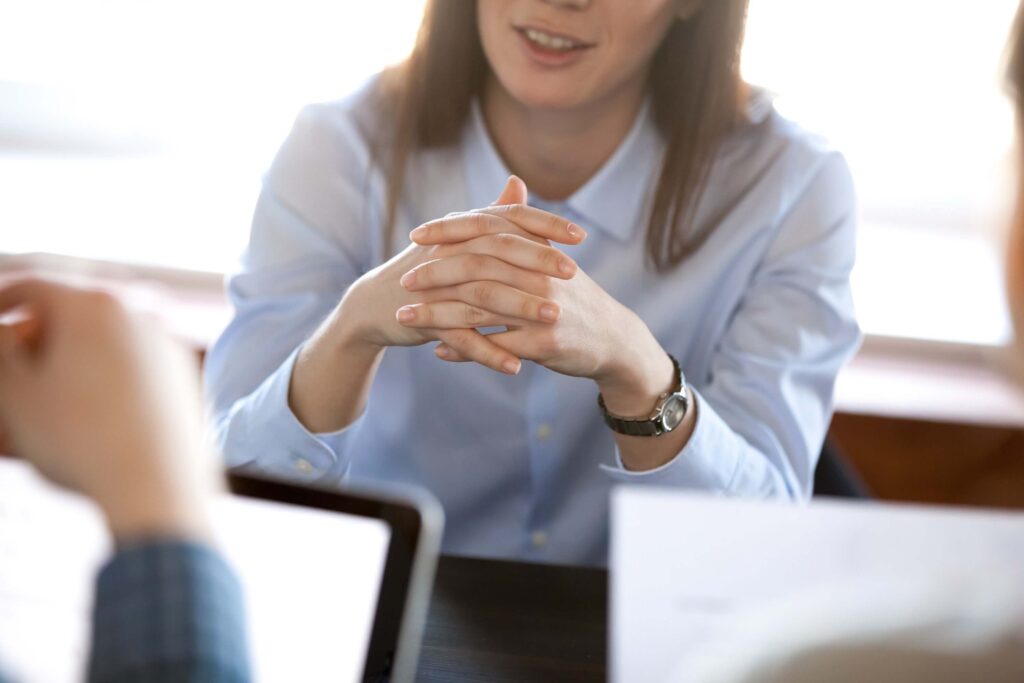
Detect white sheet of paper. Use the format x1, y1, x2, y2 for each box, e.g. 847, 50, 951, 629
0, 459, 390, 683
610, 488, 1024, 683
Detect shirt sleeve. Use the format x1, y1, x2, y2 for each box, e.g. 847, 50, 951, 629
203, 100, 380, 483
87, 540, 250, 683
603, 151, 861, 498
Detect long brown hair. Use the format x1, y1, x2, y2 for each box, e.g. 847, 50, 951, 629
376, 0, 750, 271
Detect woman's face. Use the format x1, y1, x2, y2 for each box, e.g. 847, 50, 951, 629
477, 0, 682, 111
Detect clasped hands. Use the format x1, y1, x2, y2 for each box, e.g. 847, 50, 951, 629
346, 175, 664, 404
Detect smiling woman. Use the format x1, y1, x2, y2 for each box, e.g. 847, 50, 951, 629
204, 0, 861, 566
379, 0, 746, 269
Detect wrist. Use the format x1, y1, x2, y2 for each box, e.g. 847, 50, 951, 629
596, 318, 674, 417
290, 282, 387, 434
331, 278, 388, 354
100, 487, 213, 547
296, 283, 386, 389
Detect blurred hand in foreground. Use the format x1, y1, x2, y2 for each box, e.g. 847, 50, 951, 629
0, 276, 219, 543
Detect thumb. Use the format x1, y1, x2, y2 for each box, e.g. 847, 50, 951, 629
491, 175, 528, 207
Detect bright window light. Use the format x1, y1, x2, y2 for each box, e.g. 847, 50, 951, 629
1, 1, 1020, 345
743, 0, 1020, 344
1, 1, 427, 272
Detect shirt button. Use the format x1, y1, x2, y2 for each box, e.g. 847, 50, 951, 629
531, 531, 548, 548
293, 457, 314, 475
536, 423, 553, 441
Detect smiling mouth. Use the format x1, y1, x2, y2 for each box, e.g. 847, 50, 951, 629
515, 26, 595, 52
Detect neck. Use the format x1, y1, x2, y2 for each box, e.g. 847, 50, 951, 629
481, 76, 647, 201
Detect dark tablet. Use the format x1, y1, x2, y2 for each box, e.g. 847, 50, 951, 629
227, 473, 444, 683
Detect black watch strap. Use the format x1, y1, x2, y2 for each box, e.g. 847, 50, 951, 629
597, 354, 687, 437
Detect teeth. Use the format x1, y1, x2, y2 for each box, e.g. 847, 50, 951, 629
524, 28, 577, 51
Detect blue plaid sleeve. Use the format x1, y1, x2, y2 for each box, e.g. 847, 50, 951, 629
87, 540, 251, 683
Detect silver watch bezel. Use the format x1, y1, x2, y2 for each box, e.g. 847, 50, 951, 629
654, 391, 689, 433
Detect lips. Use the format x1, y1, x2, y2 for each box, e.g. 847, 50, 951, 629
512, 23, 595, 67
515, 25, 594, 51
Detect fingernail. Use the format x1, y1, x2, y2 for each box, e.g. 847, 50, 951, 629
436, 345, 450, 359
558, 258, 575, 275
400, 270, 417, 288
539, 304, 559, 322
397, 306, 415, 322
502, 359, 521, 375
409, 226, 426, 241
567, 222, 584, 240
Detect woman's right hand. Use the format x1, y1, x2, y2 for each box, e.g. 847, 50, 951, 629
287, 176, 587, 433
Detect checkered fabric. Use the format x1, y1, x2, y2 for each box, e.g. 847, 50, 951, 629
87, 540, 251, 683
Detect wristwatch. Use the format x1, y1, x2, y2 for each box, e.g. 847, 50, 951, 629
597, 354, 689, 437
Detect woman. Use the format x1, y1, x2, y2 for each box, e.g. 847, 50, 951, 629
205, 0, 860, 565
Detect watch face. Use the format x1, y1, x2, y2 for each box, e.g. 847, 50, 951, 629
661, 394, 688, 432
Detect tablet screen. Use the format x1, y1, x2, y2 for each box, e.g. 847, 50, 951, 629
216, 496, 391, 682
0, 460, 392, 682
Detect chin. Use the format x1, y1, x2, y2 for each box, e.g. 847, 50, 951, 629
503, 76, 591, 111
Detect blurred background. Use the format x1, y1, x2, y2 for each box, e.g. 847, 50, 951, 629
2, 0, 1017, 344
2, 0, 1023, 505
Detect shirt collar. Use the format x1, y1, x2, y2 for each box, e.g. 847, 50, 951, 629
462, 101, 517, 217
561, 99, 661, 242
462, 99, 662, 243
745, 86, 775, 126
461, 88, 775, 243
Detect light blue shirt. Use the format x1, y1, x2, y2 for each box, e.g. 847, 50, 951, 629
204, 80, 860, 566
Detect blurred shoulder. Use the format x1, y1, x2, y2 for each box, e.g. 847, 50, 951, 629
716, 84, 860, 219
737, 87, 855, 207
281, 75, 392, 170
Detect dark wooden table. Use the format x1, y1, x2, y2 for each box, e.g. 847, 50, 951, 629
416, 555, 608, 682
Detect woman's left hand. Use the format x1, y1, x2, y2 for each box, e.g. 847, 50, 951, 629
400, 180, 695, 471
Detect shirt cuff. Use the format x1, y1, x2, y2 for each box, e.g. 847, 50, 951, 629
600, 388, 743, 489
90, 539, 250, 683
222, 347, 362, 482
